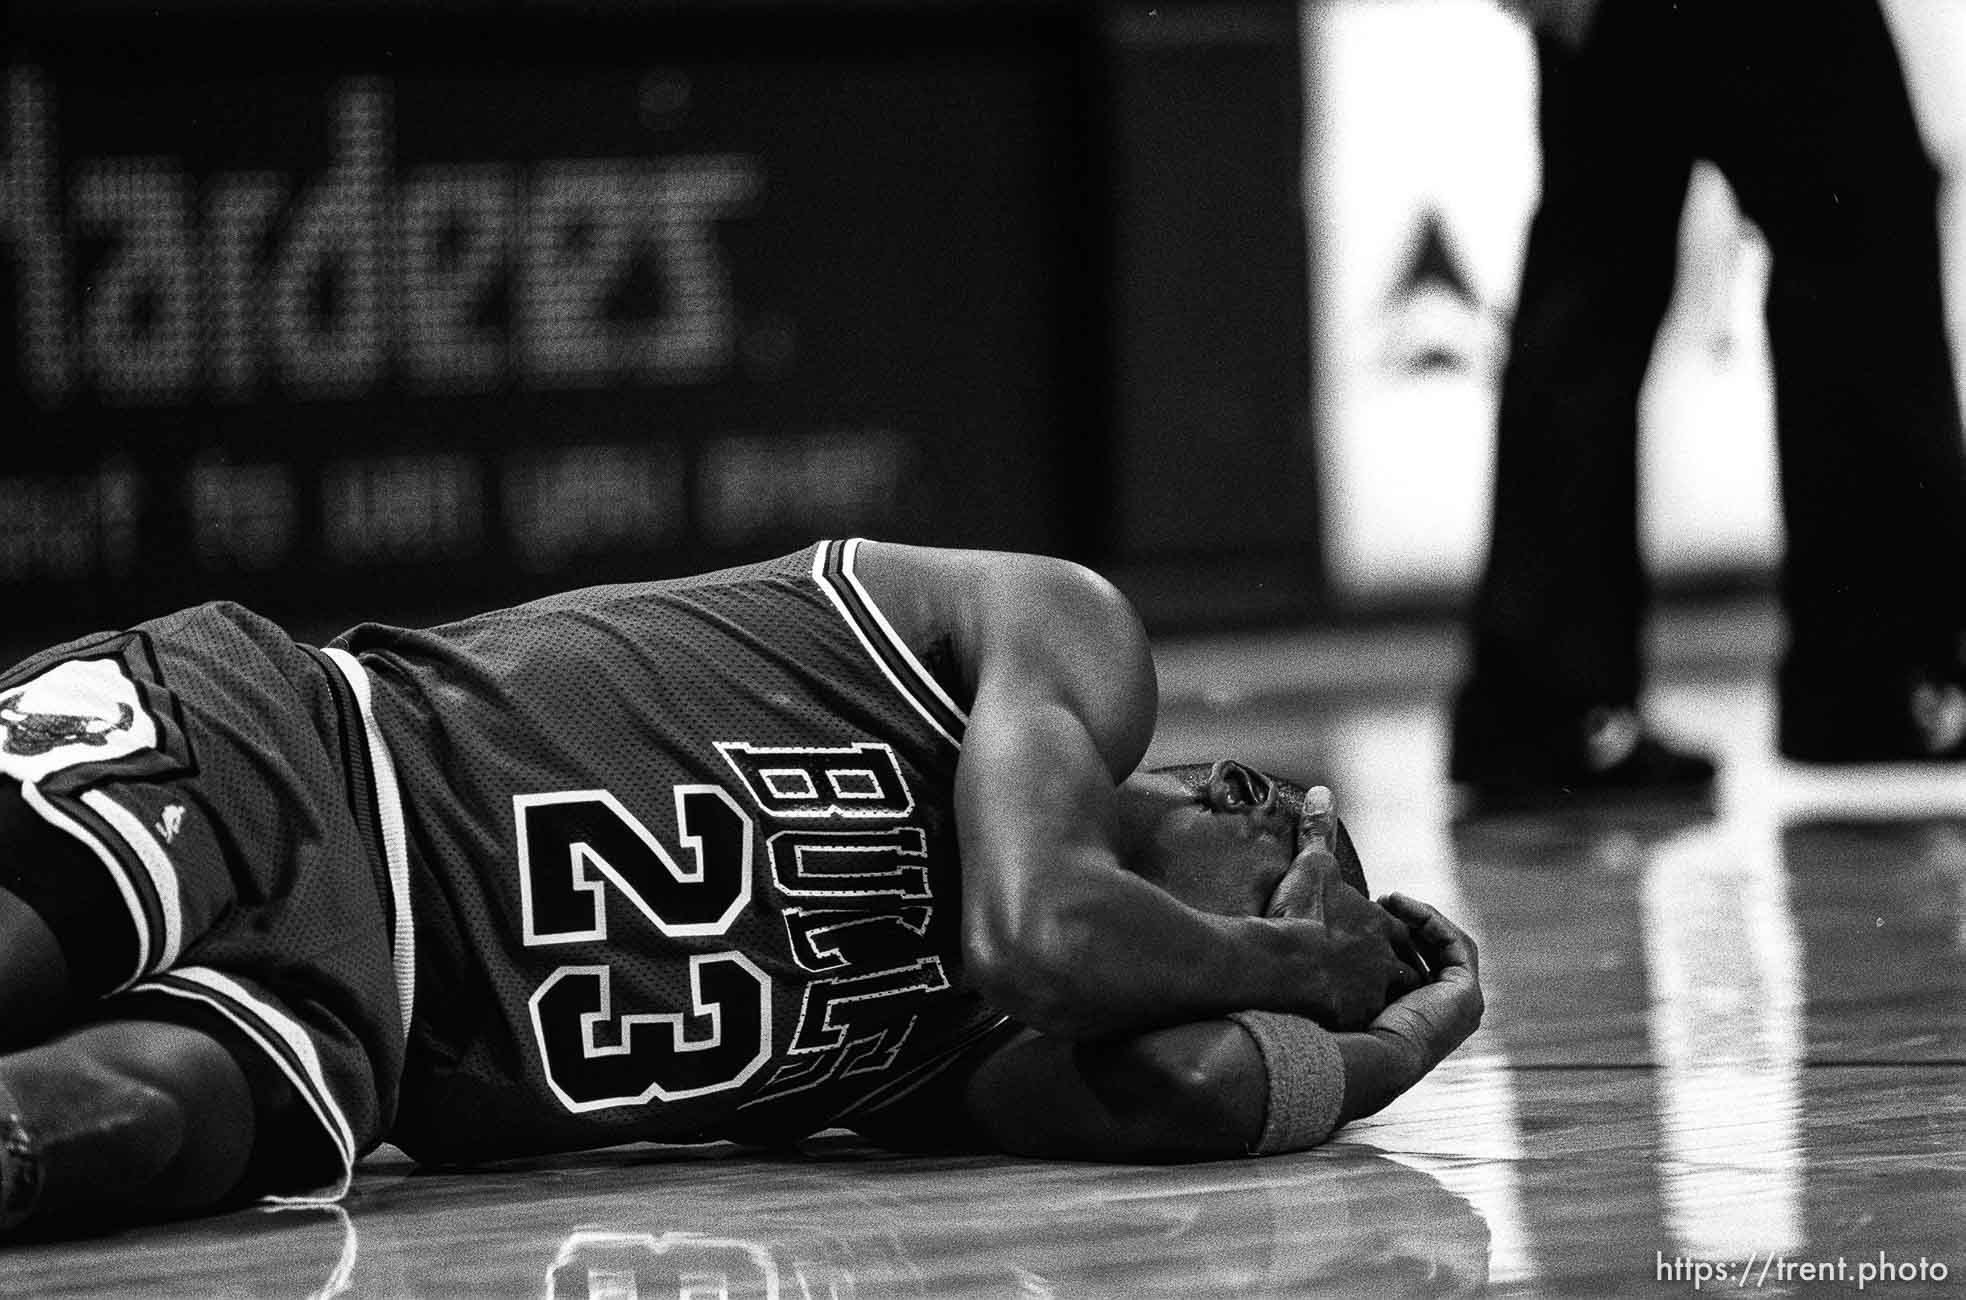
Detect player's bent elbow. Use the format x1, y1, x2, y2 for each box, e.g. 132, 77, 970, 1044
1090, 1026, 1265, 1161
984, 1024, 1264, 1164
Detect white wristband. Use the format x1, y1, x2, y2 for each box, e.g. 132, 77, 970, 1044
1228, 1010, 1347, 1155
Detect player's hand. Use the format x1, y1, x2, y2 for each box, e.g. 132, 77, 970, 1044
1265, 788, 1429, 1030
1364, 894, 1484, 1084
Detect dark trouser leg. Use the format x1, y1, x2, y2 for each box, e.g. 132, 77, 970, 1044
1454, 2, 1693, 783
1710, 0, 1966, 757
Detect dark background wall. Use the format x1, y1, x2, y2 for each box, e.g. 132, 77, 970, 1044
1, 0, 1318, 658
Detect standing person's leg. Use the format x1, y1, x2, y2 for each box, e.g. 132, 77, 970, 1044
1709, 0, 1966, 761
1453, 0, 1706, 805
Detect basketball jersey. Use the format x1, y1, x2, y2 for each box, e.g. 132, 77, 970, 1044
335, 539, 1008, 1163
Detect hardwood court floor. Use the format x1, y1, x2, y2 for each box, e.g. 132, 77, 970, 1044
8, 611, 1964, 1298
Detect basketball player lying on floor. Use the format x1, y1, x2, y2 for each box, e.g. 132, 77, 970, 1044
0, 539, 1482, 1237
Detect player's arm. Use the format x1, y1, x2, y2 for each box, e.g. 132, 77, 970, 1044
860, 896, 1482, 1162
875, 544, 1415, 1038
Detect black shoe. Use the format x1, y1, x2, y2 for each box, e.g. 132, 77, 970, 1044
1451, 702, 1717, 818
1780, 666, 1966, 764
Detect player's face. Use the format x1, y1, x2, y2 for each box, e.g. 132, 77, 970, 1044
1115, 759, 1307, 918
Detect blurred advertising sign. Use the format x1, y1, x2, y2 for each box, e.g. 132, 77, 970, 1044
2, 10, 1088, 642
1303, 0, 1784, 607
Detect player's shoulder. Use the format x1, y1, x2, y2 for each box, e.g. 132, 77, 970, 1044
850, 540, 1141, 651
849, 540, 1152, 733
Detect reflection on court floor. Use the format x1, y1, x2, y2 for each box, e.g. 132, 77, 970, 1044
1294, 670, 1965, 1297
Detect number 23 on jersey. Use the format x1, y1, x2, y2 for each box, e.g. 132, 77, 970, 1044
513, 742, 949, 1114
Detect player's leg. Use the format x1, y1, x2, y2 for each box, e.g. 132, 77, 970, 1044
1, 608, 395, 1234
4, 799, 280, 1232
0, 884, 76, 1052
0, 1015, 280, 1234
1, 776, 147, 1052
1, 764, 268, 1233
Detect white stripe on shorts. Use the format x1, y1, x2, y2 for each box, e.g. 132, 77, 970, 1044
79, 788, 185, 973
137, 966, 359, 1202
20, 780, 156, 988
321, 647, 415, 1047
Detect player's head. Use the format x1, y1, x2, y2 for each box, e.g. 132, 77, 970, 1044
1115, 759, 1370, 918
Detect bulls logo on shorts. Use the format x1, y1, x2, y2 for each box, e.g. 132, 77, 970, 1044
0, 638, 186, 788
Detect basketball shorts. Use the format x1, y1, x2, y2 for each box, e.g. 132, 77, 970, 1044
0, 602, 411, 1201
